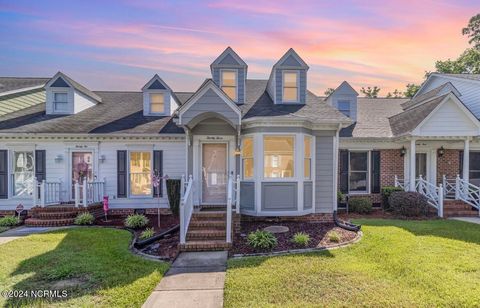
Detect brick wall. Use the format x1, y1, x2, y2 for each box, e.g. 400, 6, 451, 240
437, 149, 460, 184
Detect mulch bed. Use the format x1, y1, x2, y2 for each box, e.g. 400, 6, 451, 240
338, 209, 439, 221
94, 214, 180, 260
231, 221, 357, 255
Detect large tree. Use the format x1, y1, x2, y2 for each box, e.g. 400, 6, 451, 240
360, 86, 381, 98
462, 13, 480, 49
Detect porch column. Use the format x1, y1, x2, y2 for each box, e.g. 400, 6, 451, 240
463, 137, 470, 182
409, 139, 416, 191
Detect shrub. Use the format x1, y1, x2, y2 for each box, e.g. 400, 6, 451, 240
166, 179, 181, 216
349, 198, 373, 214
291, 232, 310, 247
124, 214, 149, 229
337, 191, 345, 203
389, 191, 429, 217
328, 231, 341, 243
0, 216, 20, 227
74, 212, 94, 225
247, 230, 277, 251
139, 227, 155, 240
381, 186, 404, 210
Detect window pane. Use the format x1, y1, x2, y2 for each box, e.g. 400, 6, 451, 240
350, 152, 368, 171
130, 152, 151, 196
14, 151, 34, 196
415, 153, 427, 178
264, 136, 294, 178
151, 103, 164, 113
304, 136, 311, 158
283, 87, 298, 101
470, 152, 480, 171
221, 71, 236, 86
284, 72, 297, 87
304, 158, 311, 179
54, 93, 68, 102
54, 102, 69, 112
243, 158, 254, 178
242, 137, 253, 157
338, 101, 350, 110
150, 93, 165, 113
222, 86, 237, 101
350, 172, 367, 192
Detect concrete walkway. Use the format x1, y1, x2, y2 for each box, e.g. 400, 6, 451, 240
0, 226, 65, 245
450, 217, 480, 225
143, 251, 228, 308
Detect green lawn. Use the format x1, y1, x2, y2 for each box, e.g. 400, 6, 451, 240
225, 219, 480, 307
0, 227, 169, 307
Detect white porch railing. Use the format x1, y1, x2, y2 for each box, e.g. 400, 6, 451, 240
32, 178, 62, 207
456, 175, 480, 211
180, 175, 194, 245
394, 175, 443, 217
74, 178, 106, 207
226, 174, 241, 243
442, 175, 457, 198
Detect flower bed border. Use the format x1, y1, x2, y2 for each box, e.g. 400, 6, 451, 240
230, 231, 363, 259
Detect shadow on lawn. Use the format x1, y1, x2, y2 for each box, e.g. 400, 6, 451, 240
357, 218, 480, 245
5, 227, 165, 307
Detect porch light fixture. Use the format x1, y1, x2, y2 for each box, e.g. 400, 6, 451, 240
54, 154, 63, 163
399, 146, 406, 157
99, 155, 106, 163
437, 146, 445, 157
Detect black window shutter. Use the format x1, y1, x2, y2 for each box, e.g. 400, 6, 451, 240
459, 150, 464, 178
0, 150, 7, 199
35, 150, 46, 182
339, 150, 349, 194
117, 150, 127, 198
153, 150, 163, 197
371, 150, 381, 193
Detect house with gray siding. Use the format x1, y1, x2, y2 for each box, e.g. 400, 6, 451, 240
2, 47, 480, 250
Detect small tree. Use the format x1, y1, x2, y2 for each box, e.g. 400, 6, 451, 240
386, 89, 403, 98
360, 86, 381, 98
404, 83, 421, 98
462, 13, 480, 50
324, 88, 335, 96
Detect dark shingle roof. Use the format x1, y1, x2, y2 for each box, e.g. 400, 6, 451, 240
340, 98, 407, 138
436, 74, 480, 81
0, 91, 182, 134
0, 77, 49, 94
389, 95, 446, 136
241, 80, 350, 124
54, 73, 103, 103
401, 82, 455, 110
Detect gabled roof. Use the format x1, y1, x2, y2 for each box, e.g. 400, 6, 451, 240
401, 82, 460, 110
273, 48, 309, 69
46, 72, 102, 103
210, 46, 247, 68
326, 81, 358, 100
142, 74, 181, 106
432, 73, 480, 82
0, 77, 49, 96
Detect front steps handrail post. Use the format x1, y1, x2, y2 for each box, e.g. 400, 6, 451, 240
226, 174, 233, 243
456, 176, 480, 213
180, 175, 193, 245
235, 174, 240, 214
415, 176, 443, 217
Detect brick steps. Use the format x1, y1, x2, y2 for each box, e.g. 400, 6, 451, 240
35, 211, 78, 219
179, 240, 231, 252
181, 209, 229, 252
187, 229, 226, 241
25, 218, 75, 227
443, 200, 478, 218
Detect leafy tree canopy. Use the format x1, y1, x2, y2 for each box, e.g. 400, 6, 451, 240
462, 13, 480, 49
404, 83, 421, 98
360, 86, 381, 98
324, 88, 335, 96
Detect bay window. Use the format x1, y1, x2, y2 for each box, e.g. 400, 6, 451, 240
242, 137, 254, 178
264, 136, 294, 178
283, 71, 298, 102
129, 151, 152, 196
304, 136, 311, 179
349, 151, 368, 193
150, 93, 165, 113
13, 151, 34, 196
220, 70, 237, 101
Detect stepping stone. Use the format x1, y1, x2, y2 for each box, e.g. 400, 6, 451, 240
264, 225, 289, 233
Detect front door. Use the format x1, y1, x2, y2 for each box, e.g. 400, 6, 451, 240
71, 152, 93, 198
202, 143, 227, 204
415, 153, 427, 178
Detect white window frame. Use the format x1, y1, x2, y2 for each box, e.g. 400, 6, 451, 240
337, 100, 351, 117
149, 92, 166, 114
282, 70, 299, 103
304, 135, 312, 180
53, 91, 69, 113
220, 69, 238, 102
242, 136, 254, 179
128, 150, 153, 198
11, 150, 35, 199
348, 150, 370, 195
263, 134, 296, 179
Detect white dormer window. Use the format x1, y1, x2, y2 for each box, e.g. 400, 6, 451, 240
53, 92, 69, 113
150, 93, 165, 113
338, 100, 351, 117
220, 70, 237, 101
283, 71, 299, 102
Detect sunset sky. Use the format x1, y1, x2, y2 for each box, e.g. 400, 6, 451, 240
1, 0, 479, 96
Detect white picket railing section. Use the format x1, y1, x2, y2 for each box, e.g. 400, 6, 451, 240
32, 178, 62, 207
415, 176, 444, 217
442, 175, 457, 198
74, 178, 106, 207
394, 175, 409, 191
180, 175, 194, 245
456, 175, 480, 211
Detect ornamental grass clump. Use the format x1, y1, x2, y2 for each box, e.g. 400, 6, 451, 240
0, 216, 20, 227
74, 212, 94, 225
124, 214, 149, 229
291, 232, 310, 247
328, 231, 341, 243
139, 227, 155, 240
247, 230, 277, 251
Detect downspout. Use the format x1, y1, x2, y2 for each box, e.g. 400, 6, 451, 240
333, 124, 341, 211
